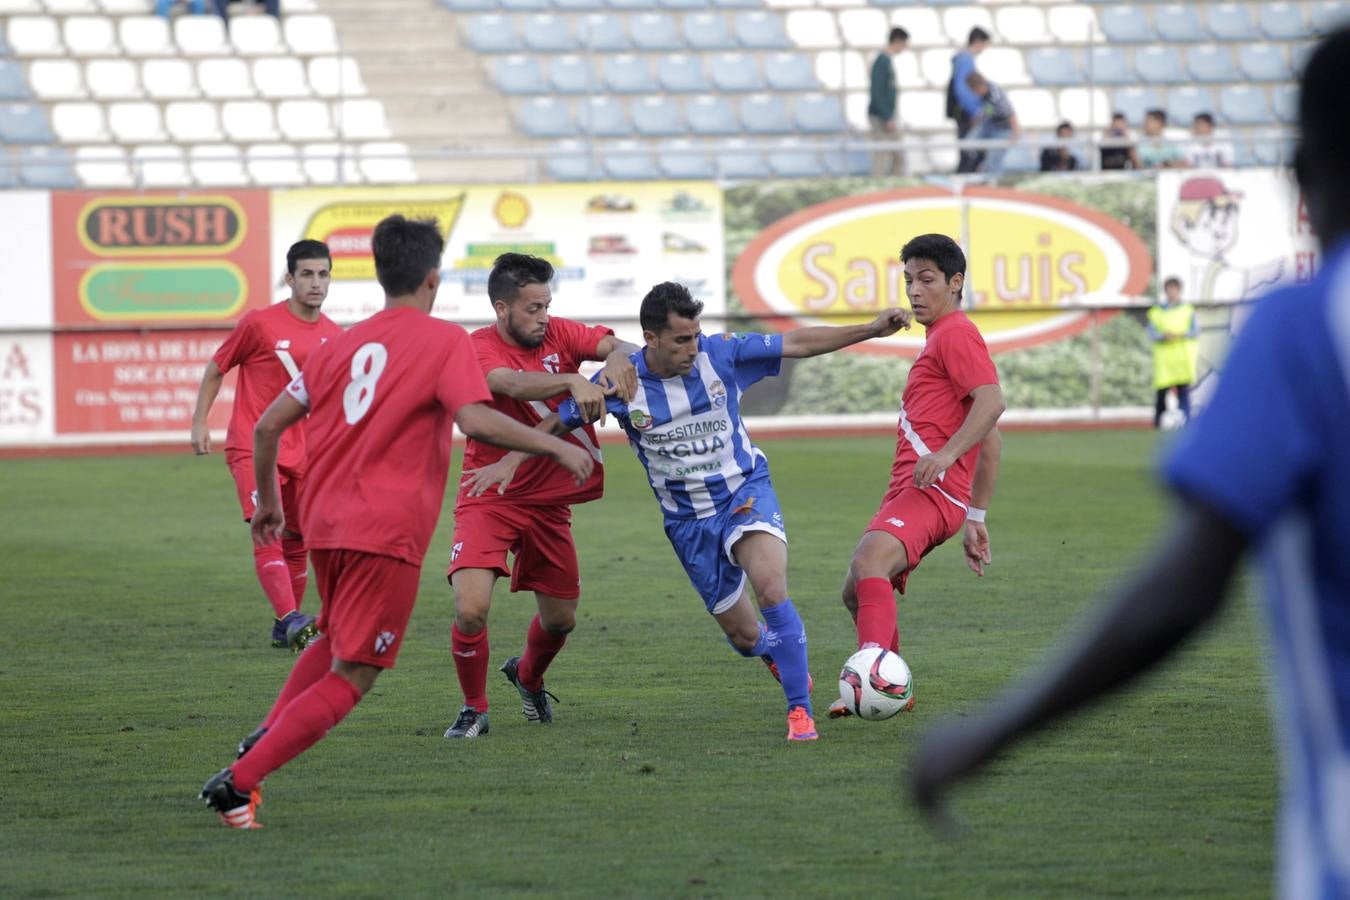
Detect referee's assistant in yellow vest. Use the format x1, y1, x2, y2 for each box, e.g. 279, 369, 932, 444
1147, 276, 1199, 429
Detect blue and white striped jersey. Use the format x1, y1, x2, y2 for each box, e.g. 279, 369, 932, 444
1166, 241, 1350, 898
559, 332, 783, 520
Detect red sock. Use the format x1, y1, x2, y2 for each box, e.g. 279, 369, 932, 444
855, 577, 897, 649
517, 615, 567, 693
889, 624, 901, 654
452, 624, 490, 712
253, 543, 296, 619
261, 634, 333, 729
231, 671, 362, 793
282, 537, 308, 611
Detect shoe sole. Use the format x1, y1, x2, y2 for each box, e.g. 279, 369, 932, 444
287, 621, 319, 653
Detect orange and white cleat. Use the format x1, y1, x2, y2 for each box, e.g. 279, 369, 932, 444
200, 768, 263, 829
786, 706, 818, 741
827, 697, 853, 719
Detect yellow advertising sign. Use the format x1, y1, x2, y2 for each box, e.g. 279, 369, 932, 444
733, 186, 1152, 355
301, 195, 466, 281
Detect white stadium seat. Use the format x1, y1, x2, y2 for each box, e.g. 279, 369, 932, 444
131, 143, 190, 187
278, 99, 335, 140
165, 101, 224, 142
302, 142, 362, 183
52, 101, 109, 142
75, 145, 135, 188
254, 57, 311, 99
815, 51, 867, 92
63, 17, 119, 55
175, 16, 230, 56
8, 17, 64, 56
1047, 4, 1098, 43
47, 0, 100, 12
109, 101, 167, 142
1007, 87, 1058, 128
197, 58, 255, 99
359, 141, 417, 183
190, 144, 249, 186
284, 15, 340, 55
333, 98, 391, 139
29, 60, 87, 100
246, 142, 306, 185
142, 59, 198, 99
120, 16, 175, 56
86, 60, 143, 100
942, 7, 995, 46
231, 16, 287, 55
222, 99, 281, 141
784, 11, 839, 50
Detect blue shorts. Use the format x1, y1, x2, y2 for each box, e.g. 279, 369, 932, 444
662, 476, 787, 615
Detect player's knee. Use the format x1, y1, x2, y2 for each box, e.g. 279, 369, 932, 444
453, 605, 489, 634
753, 580, 789, 607
542, 613, 575, 635
727, 627, 761, 655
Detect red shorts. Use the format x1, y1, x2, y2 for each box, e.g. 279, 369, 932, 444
865, 486, 966, 594
225, 449, 303, 532
311, 548, 422, 668
447, 503, 580, 600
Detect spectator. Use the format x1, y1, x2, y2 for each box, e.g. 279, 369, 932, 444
1137, 109, 1185, 169
948, 27, 991, 174
1100, 112, 1140, 170
966, 72, 1020, 174
1183, 112, 1236, 169
1147, 276, 1198, 429
155, 0, 206, 14
1040, 121, 1081, 171
868, 27, 909, 177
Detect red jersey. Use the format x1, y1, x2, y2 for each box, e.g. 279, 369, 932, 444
458, 317, 611, 507
288, 306, 492, 567
213, 300, 343, 470
891, 310, 999, 509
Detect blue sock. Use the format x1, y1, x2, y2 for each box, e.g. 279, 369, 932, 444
726, 622, 769, 658
762, 599, 811, 715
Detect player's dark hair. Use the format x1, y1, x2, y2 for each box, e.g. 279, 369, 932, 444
968, 26, 989, 45
901, 234, 967, 301
1295, 26, 1350, 230
889, 26, 908, 44
286, 239, 330, 275
640, 281, 704, 333
1193, 112, 1215, 128
1145, 108, 1167, 125
488, 252, 554, 305
371, 215, 444, 297
1164, 276, 1183, 291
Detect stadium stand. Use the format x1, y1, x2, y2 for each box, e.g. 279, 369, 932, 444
0, 0, 1320, 184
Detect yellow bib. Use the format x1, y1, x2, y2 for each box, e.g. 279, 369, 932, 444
1148, 303, 1198, 389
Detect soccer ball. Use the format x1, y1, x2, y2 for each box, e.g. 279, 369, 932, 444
837, 647, 914, 720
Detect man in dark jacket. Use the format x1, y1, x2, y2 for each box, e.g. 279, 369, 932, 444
868, 26, 909, 176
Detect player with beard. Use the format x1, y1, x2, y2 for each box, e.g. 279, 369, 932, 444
443, 253, 640, 739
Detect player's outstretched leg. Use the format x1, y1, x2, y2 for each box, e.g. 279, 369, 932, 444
762, 599, 816, 741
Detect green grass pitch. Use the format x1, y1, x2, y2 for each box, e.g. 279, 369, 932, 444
2, 431, 1273, 897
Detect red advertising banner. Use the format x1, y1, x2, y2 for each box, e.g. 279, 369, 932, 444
48, 190, 268, 437
54, 330, 236, 436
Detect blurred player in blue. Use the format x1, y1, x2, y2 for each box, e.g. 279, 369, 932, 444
912, 27, 1350, 897
467, 282, 911, 740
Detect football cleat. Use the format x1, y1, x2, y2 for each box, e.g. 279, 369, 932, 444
271, 611, 319, 653
827, 697, 853, 719
200, 768, 262, 829
236, 726, 267, 759
786, 706, 818, 741
500, 656, 557, 724
762, 657, 814, 694
443, 705, 490, 740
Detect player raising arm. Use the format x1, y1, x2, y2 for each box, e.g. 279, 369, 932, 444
912, 30, 1350, 897
198, 215, 592, 828
832, 233, 1005, 719
190, 240, 343, 651
443, 253, 639, 740
472, 282, 910, 741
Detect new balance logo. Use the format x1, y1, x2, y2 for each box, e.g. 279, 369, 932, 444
886, 517, 906, 529
374, 630, 397, 654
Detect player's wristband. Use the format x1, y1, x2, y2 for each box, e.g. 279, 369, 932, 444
966, 506, 987, 524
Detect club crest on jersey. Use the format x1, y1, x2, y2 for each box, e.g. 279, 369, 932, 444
629, 409, 654, 430
708, 380, 727, 409
451, 541, 463, 562
542, 352, 561, 374
373, 630, 397, 654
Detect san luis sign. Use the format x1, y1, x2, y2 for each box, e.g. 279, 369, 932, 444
731, 186, 1153, 356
